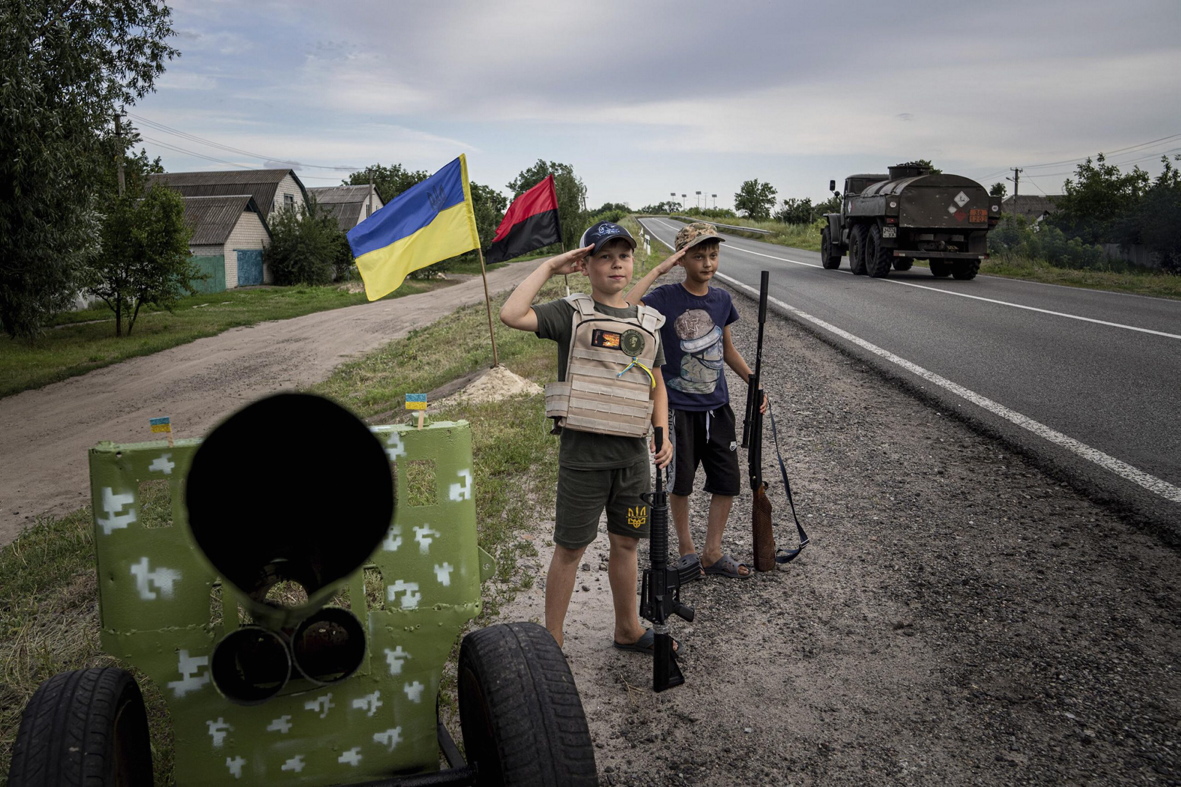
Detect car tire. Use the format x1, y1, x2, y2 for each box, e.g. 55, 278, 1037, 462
893, 258, 913, 271
929, 260, 951, 278
820, 228, 842, 269
866, 225, 892, 278
8, 668, 154, 787
459, 622, 596, 786
849, 225, 868, 275
952, 260, 980, 280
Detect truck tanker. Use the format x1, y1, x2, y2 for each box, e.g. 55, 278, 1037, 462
820, 163, 1001, 280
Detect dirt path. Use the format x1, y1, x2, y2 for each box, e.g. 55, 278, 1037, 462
484, 285, 1180, 785
0, 263, 535, 546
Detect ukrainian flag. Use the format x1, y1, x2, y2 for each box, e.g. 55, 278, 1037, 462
347, 155, 481, 301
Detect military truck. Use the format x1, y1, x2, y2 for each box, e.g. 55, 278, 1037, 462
820, 163, 1001, 279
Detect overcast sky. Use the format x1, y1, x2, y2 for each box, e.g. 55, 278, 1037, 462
134, 0, 1181, 212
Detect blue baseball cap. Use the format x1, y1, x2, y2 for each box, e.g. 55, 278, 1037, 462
579, 221, 636, 254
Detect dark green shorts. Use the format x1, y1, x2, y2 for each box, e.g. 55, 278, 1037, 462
555, 461, 651, 549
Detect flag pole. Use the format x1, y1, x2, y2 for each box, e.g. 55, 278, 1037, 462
476, 246, 500, 368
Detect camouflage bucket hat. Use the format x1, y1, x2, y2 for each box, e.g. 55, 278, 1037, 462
675, 222, 726, 252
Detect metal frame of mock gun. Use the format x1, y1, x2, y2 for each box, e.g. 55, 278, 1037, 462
640, 426, 694, 692
741, 271, 810, 571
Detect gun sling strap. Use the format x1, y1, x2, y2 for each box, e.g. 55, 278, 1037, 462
766, 397, 810, 563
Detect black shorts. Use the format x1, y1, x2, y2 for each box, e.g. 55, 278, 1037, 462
668, 405, 741, 497
554, 461, 651, 549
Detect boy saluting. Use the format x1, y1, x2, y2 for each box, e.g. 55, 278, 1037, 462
625, 222, 766, 581
500, 221, 675, 652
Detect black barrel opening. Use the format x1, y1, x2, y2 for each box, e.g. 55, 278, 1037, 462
211, 626, 292, 704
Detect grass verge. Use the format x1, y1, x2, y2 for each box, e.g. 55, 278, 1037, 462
0, 278, 457, 399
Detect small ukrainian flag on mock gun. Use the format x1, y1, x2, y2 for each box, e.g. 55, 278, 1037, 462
347, 155, 481, 301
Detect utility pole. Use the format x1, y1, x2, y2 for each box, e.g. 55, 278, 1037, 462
114, 111, 125, 196
1006, 167, 1022, 220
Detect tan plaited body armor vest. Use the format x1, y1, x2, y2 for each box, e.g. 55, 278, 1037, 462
545, 293, 665, 438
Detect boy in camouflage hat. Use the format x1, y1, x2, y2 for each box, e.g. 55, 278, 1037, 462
625, 222, 766, 580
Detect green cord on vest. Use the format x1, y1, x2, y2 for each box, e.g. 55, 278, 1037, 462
618, 358, 656, 388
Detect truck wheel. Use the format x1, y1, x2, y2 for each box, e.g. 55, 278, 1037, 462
820, 228, 842, 269
866, 226, 892, 278
893, 259, 913, 271
929, 260, 951, 278
952, 260, 980, 280
459, 622, 596, 786
849, 226, 868, 275
8, 668, 153, 787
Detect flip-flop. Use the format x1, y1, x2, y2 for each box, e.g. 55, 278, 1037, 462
613, 629, 680, 654
704, 553, 752, 579
676, 553, 703, 584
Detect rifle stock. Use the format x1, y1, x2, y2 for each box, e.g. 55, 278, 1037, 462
640, 427, 693, 692
747, 272, 777, 571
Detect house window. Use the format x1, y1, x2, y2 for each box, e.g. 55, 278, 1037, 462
284, 193, 294, 208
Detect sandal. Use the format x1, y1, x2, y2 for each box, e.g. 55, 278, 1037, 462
613, 629, 680, 653
703, 553, 752, 579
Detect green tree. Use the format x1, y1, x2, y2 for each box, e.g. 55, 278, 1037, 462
343, 163, 429, 204
508, 160, 587, 250
639, 200, 679, 214
774, 197, 815, 224
1134, 155, 1181, 272
897, 159, 942, 174
990, 182, 1007, 199
734, 179, 778, 220
1051, 153, 1150, 245
0, 0, 177, 340
266, 196, 350, 286
87, 183, 198, 337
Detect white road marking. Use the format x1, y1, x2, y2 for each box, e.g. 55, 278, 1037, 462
642, 221, 1180, 503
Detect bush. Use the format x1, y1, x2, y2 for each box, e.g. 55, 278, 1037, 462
265, 199, 350, 286
989, 219, 1116, 270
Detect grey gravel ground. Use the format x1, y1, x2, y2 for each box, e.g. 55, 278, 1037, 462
490, 277, 1181, 786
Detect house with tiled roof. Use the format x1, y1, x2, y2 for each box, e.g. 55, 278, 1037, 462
307, 185, 384, 232
182, 195, 271, 291
150, 169, 308, 220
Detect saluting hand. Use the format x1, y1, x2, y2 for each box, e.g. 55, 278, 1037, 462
549, 244, 594, 276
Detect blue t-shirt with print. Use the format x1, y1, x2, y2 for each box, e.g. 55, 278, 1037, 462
641, 283, 738, 412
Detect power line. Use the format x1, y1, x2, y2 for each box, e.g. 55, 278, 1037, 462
974, 132, 1181, 182
128, 112, 363, 173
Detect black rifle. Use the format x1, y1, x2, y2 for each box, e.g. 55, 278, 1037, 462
640, 427, 694, 692
741, 271, 809, 571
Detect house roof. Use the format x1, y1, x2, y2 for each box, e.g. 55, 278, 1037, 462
182, 195, 270, 246
307, 185, 382, 231
1002, 194, 1060, 221
151, 169, 308, 218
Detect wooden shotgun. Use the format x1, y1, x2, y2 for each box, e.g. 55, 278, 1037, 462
742, 271, 776, 571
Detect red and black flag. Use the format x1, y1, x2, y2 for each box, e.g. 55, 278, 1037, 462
486, 174, 561, 264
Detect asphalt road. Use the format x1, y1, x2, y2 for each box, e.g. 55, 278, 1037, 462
638, 217, 1181, 538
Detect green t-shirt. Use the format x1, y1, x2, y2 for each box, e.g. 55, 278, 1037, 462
534, 297, 665, 470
